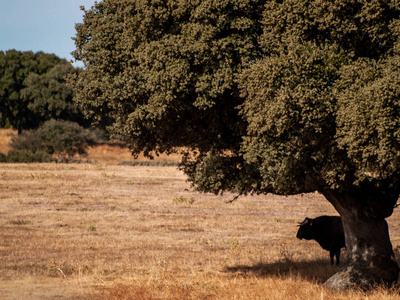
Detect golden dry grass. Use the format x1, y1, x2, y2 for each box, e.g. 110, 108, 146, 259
0, 128, 17, 154
1, 162, 400, 299
86, 143, 182, 165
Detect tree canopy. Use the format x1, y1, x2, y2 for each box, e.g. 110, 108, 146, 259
240, 0, 400, 197
72, 0, 400, 288
72, 0, 265, 154
0, 50, 84, 132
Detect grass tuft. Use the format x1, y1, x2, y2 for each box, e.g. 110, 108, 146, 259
86, 224, 96, 231
9, 219, 31, 225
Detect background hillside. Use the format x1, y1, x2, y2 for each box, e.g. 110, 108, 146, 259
0, 128, 181, 165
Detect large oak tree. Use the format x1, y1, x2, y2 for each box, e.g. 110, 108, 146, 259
71, 0, 400, 289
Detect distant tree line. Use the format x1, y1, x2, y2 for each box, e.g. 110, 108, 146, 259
0, 50, 105, 162
0, 49, 88, 132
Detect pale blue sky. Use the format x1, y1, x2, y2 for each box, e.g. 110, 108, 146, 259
0, 0, 97, 67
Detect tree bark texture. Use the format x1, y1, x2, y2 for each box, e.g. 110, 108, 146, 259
321, 189, 399, 289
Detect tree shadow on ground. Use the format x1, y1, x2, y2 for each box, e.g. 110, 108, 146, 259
224, 258, 344, 283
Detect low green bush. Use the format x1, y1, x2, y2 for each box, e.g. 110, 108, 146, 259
6, 149, 53, 163
6, 119, 101, 162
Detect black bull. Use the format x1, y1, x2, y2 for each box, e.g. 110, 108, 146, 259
296, 216, 346, 265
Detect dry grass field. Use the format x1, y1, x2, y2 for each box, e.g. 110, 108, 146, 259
1, 129, 400, 299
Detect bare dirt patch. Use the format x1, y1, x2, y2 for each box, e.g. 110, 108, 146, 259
0, 163, 399, 299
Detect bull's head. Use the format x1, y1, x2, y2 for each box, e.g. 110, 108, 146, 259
296, 217, 313, 240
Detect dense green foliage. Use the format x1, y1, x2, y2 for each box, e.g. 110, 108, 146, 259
239, 0, 400, 197
4, 149, 53, 163
8, 119, 99, 161
21, 63, 86, 127
0, 50, 84, 132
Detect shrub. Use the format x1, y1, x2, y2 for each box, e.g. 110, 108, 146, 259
9, 130, 46, 153
9, 119, 100, 161
36, 119, 99, 157
6, 149, 53, 163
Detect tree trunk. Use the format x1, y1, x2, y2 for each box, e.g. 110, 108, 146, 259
321, 188, 399, 289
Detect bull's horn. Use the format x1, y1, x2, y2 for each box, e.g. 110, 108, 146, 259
298, 218, 310, 226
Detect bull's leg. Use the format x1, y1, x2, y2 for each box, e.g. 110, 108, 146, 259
330, 251, 335, 265
336, 250, 340, 265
